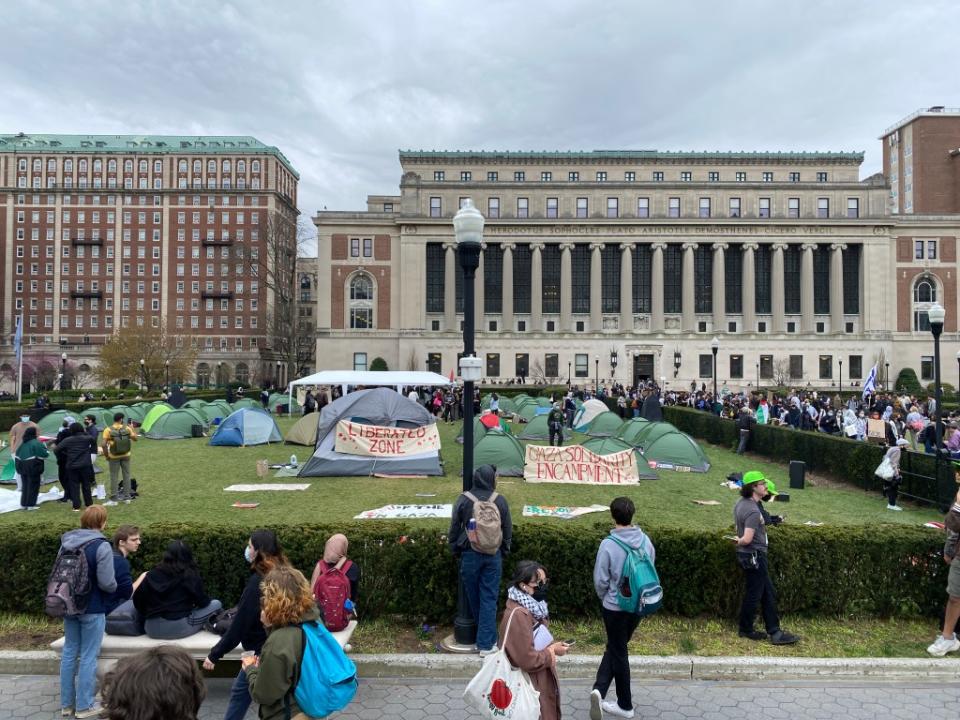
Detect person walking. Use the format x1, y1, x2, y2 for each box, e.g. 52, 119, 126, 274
735, 407, 756, 455
57, 423, 98, 511
589, 497, 655, 720
448, 464, 512, 655
53, 418, 73, 502
877, 438, 909, 511
58, 506, 117, 719
733, 471, 799, 646
101, 413, 137, 505
547, 402, 566, 447
15, 425, 48, 510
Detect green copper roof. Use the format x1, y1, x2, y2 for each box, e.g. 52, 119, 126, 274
400, 149, 864, 164
0, 134, 298, 177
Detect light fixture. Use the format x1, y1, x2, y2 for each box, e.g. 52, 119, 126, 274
459, 355, 483, 382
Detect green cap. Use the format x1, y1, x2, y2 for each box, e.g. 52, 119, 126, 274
742, 470, 767, 486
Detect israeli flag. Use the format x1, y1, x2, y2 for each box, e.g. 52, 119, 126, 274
862, 364, 878, 400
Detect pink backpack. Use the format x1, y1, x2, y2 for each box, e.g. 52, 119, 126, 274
312, 559, 353, 632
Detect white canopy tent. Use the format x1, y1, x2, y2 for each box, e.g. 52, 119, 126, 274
287, 370, 454, 413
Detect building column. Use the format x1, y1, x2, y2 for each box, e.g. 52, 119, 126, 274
830, 243, 846, 334
681, 242, 697, 332
620, 242, 633, 333
531, 242, 544, 332
712, 242, 727, 332
474, 244, 485, 333
741, 243, 757, 332
443, 242, 456, 332
800, 243, 816, 333
560, 242, 573, 331
651, 242, 666, 332
590, 242, 604, 331
771, 242, 787, 333
501, 242, 514, 332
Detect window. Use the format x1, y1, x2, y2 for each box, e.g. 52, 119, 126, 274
460, 171, 471, 182
486, 353, 500, 377
350, 238, 360, 257
699, 355, 713, 377
652, 171, 664, 182
694, 246, 712, 313
843, 245, 861, 314
353, 353, 367, 372
848, 355, 862, 379
546, 197, 558, 218
847, 198, 859, 218
542, 245, 561, 314
515, 353, 529, 378
789, 355, 803, 379
568, 172, 579, 182
458, 196, 469, 210
487, 172, 498, 182
761, 171, 773, 182
384, 203, 393, 212
789, 172, 800, 182
817, 198, 829, 218
680, 171, 692, 182
484, 244, 502, 314
517, 198, 528, 218
728, 198, 741, 218
514, 171, 525, 182
928, 240, 938, 259
545, 354, 559, 377
429, 197, 441, 217
349, 274, 374, 329
576, 198, 588, 218
597, 171, 607, 182
637, 197, 649, 218
540, 172, 552, 182
607, 198, 618, 218
784, 245, 802, 314
819, 355, 833, 379
788, 197, 800, 218
488, 197, 500, 218
729, 355, 743, 379
625, 171, 635, 182
363, 238, 373, 257
574, 353, 588, 378
914, 275, 937, 331
663, 244, 682, 313
699, 198, 711, 218
708, 171, 719, 182
817, 172, 828, 182
756, 354, 772, 379
921, 356, 934, 382
724, 245, 742, 314
434, 171, 445, 182
759, 197, 771, 218
915, 240, 924, 259
668, 197, 680, 218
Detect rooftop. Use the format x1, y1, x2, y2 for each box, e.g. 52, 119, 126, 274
399, 149, 864, 164
880, 107, 960, 139
0, 133, 299, 177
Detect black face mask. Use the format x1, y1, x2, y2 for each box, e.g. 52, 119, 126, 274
531, 582, 548, 603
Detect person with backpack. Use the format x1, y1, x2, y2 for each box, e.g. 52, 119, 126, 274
547, 402, 566, 447
57, 422, 98, 512
57, 505, 117, 719
309, 533, 361, 632
101, 413, 138, 506
589, 497, 656, 720
448, 464, 513, 655
15, 424, 48, 511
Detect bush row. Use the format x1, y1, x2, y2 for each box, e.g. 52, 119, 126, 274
9, 521, 948, 621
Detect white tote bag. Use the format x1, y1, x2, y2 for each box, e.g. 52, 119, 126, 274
875, 456, 895, 480
463, 608, 541, 720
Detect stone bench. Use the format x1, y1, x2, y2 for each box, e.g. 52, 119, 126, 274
51, 620, 357, 676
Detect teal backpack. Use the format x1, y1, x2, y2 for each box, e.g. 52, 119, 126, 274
608, 534, 663, 617
286, 620, 358, 718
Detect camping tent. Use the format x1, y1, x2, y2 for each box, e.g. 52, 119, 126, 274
518, 414, 571, 441
107, 406, 132, 424
298, 387, 442, 477
140, 404, 173, 433
617, 417, 652, 446
0, 446, 60, 484
456, 417, 488, 445
581, 437, 659, 480
285, 413, 321, 446
232, 398, 261, 412
473, 430, 526, 477
210, 408, 282, 446
122, 405, 147, 423
287, 370, 454, 413
516, 403, 543, 423
268, 392, 300, 414
80, 407, 113, 428
586, 411, 624, 438
143, 408, 207, 439
572, 399, 609, 432
632, 421, 679, 450
199, 400, 233, 423
182, 399, 207, 409
643, 431, 711, 472
535, 397, 552, 407
37, 410, 71, 435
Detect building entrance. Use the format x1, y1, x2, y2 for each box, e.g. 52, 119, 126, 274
633, 354, 654, 387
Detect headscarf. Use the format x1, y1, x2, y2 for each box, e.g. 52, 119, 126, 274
323, 533, 349, 565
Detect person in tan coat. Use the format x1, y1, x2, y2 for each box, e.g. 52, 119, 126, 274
498, 560, 568, 720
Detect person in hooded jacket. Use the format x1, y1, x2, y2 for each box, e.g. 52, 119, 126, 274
589, 497, 655, 720
53, 418, 74, 502
15, 424, 48, 510
133, 539, 221, 640
56, 422, 98, 511
448, 464, 512, 655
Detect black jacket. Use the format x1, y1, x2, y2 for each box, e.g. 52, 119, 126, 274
133, 566, 211, 620
448, 464, 512, 557
208, 572, 268, 662
56, 433, 96, 470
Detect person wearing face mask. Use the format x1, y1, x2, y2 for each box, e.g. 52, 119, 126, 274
499, 560, 567, 720
203, 530, 289, 720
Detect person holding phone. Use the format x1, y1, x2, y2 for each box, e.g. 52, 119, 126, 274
499, 560, 566, 720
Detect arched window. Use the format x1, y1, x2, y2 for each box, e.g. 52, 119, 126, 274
349, 274, 374, 329
913, 275, 939, 331
107, 159, 116, 172
196, 362, 210, 388
235, 362, 249, 384
124, 159, 133, 172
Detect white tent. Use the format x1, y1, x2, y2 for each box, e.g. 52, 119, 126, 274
287, 370, 454, 414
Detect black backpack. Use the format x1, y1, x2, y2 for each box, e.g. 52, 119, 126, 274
45, 539, 104, 618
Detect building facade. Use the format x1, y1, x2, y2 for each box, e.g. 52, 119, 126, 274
0, 134, 299, 391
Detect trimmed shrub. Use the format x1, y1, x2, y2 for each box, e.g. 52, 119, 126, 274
926, 382, 956, 396
370, 357, 389, 371
897, 368, 922, 394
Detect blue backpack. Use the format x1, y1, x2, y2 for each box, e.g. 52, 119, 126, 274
287, 620, 358, 718
608, 534, 663, 617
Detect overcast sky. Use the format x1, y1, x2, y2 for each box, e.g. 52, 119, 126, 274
2, 0, 958, 251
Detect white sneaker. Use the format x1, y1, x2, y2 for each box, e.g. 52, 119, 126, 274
74, 705, 103, 719
602, 700, 635, 719
927, 634, 960, 656
589, 689, 602, 720
887, 504, 903, 511
478, 648, 498, 657
102, 500, 118, 507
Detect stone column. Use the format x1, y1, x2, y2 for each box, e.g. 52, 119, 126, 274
443, 242, 456, 331
741, 243, 758, 332
712, 242, 727, 332
560, 242, 573, 332
531, 242, 544, 332
771, 242, 787, 333
800, 243, 816, 333
620, 242, 633, 333
681, 242, 697, 332
590, 242, 604, 331
475, 244, 485, 333
651, 242, 666, 332
830, 243, 846, 334
501, 242, 515, 332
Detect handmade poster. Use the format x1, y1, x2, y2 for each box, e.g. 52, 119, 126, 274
354, 504, 453, 519
523, 444, 640, 485
522, 504, 609, 519
224, 483, 311, 492
867, 419, 886, 441
335, 420, 441, 457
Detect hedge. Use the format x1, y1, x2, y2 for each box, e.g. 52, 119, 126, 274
8, 521, 948, 621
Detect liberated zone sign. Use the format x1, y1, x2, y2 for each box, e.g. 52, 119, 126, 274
523, 444, 640, 485
335, 420, 441, 457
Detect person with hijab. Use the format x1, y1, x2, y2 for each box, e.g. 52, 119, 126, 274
15, 425, 48, 510
310, 533, 361, 604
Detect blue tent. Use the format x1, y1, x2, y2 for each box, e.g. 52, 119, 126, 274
209, 408, 282, 446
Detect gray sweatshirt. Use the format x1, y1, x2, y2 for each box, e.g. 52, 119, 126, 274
593, 526, 656, 612
61, 528, 117, 596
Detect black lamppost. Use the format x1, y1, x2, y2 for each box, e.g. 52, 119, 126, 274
955, 350, 960, 404
594, 355, 599, 394
567, 361, 571, 386
165, 359, 170, 389
610, 350, 618, 380
276, 360, 281, 389
448, 199, 483, 652
838, 358, 843, 393
756, 362, 760, 389
710, 337, 719, 408
139, 358, 145, 392
217, 361, 223, 389
60, 352, 67, 406
673, 349, 682, 378
885, 361, 890, 391
929, 303, 946, 480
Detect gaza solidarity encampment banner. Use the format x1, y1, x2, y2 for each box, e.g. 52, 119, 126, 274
523, 444, 640, 485
335, 420, 441, 457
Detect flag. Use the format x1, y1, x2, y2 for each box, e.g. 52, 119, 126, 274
862, 364, 878, 400
12, 314, 22, 363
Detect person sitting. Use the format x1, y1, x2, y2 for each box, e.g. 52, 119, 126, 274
133, 540, 221, 639
311, 533, 361, 605
101, 646, 206, 720
105, 526, 145, 636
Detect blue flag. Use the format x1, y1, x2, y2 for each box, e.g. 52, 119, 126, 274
862, 364, 878, 400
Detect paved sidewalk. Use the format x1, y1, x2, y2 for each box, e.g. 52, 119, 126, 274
1, 675, 958, 719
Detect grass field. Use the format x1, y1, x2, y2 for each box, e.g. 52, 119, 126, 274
0, 413, 940, 531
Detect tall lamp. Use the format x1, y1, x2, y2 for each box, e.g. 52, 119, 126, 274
955, 350, 960, 404
710, 337, 719, 407
567, 361, 571, 386
217, 361, 223, 389
756, 361, 760, 389
60, 352, 67, 406
929, 303, 946, 482
165, 359, 170, 389
139, 358, 145, 392
673, 349, 682, 378
838, 358, 843, 393
885, 361, 890, 391
594, 355, 599, 393
610, 349, 618, 380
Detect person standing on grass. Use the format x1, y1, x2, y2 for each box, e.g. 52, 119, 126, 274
589, 497, 655, 720
928, 481, 960, 656
15, 425, 48, 511
101, 412, 137, 505
547, 402, 565, 447
57, 423, 98, 512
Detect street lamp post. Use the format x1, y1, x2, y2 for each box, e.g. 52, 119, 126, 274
139, 358, 145, 392
610, 350, 618, 380
594, 355, 599, 395
276, 360, 281, 389
673, 350, 682, 379
885, 362, 890, 391
165, 359, 170, 389
955, 350, 960, 404
567, 361, 571, 387
60, 352, 67, 407
710, 337, 719, 410
756, 362, 760, 390
838, 358, 843, 393
929, 303, 946, 485
217, 361, 223, 389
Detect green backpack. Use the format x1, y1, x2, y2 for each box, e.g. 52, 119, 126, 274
608, 534, 663, 617
109, 426, 132, 456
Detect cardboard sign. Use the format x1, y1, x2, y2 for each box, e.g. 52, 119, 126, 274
522, 504, 609, 519
523, 444, 640, 485
335, 420, 440, 457
354, 504, 452, 519
867, 418, 886, 441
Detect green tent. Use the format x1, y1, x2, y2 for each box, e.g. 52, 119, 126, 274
80, 407, 113, 428
37, 410, 72, 435
108, 405, 133, 424
632, 421, 680, 449
586, 411, 624, 438
122, 405, 147, 423
0, 446, 60, 484
182, 399, 207, 409
456, 417, 488, 445
232, 398, 262, 411
496, 397, 517, 415
267, 393, 300, 413
617, 417, 652, 446
643, 431, 711, 472
535, 397, 552, 408
140, 404, 173, 433
144, 408, 207, 439
473, 430, 526, 477
516, 403, 541, 423
582, 437, 659, 480
285, 412, 320, 446
518, 414, 571, 441
199, 401, 233, 423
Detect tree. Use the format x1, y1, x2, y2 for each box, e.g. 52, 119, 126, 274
370, 357, 389, 371
96, 323, 197, 389
772, 358, 790, 387
405, 349, 419, 372
896, 367, 922, 394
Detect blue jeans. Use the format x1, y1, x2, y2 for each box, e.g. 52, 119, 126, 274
460, 550, 502, 651
61, 613, 106, 712
224, 668, 252, 720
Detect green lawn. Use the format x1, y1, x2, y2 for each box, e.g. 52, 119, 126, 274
0, 415, 940, 531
